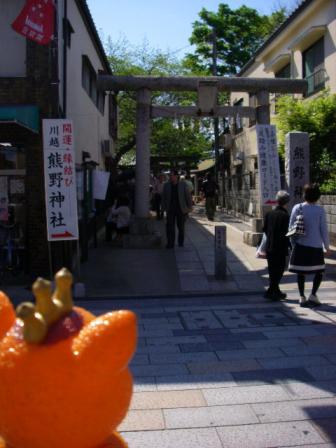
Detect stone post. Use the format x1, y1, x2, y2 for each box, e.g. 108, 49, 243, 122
215, 225, 227, 279
256, 91, 272, 219
135, 88, 151, 218
285, 131, 310, 211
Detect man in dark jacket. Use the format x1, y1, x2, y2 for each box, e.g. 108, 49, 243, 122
263, 190, 290, 300
162, 169, 193, 248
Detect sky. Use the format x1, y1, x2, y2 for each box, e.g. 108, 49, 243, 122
86, 0, 297, 58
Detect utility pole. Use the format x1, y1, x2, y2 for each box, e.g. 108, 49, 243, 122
211, 29, 220, 184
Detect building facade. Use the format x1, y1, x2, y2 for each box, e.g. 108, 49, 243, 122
223, 0, 336, 221
0, 0, 114, 276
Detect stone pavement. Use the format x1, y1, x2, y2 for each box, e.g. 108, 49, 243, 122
80, 289, 336, 448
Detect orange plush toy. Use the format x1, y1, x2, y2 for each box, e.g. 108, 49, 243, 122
0, 268, 137, 448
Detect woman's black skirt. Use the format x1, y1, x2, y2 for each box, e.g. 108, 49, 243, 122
289, 243, 325, 274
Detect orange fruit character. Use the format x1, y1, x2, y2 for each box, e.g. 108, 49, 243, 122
0, 268, 137, 448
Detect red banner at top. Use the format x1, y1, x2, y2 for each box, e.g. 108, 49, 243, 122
11, 0, 55, 45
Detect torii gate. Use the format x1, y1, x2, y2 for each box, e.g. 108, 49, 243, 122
97, 75, 307, 219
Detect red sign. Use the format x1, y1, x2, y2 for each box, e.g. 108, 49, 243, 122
11, 0, 55, 45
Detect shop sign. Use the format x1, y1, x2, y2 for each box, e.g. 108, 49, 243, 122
42, 119, 79, 241
256, 124, 281, 206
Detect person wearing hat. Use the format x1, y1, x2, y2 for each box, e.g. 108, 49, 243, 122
263, 190, 291, 301
162, 169, 193, 248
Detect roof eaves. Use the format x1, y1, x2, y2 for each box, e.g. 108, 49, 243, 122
75, 0, 112, 74
237, 0, 314, 77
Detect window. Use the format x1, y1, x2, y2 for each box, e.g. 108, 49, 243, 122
82, 56, 104, 114
303, 38, 326, 96
275, 63, 290, 79
63, 19, 74, 48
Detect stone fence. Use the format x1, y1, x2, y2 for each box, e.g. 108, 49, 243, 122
320, 195, 336, 246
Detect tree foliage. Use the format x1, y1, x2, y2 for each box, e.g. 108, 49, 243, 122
274, 92, 336, 193
105, 38, 211, 167
184, 3, 288, 76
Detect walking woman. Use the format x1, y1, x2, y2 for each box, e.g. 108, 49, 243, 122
288, 184, 332, 307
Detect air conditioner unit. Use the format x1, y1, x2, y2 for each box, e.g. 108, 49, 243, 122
101, 140, 110, 154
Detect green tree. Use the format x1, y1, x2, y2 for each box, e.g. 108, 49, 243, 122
274, 92, 336, 192
105, 38, 211, 170
184, 3, 288, 76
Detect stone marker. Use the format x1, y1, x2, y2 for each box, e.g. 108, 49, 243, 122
215, 226, 227, 279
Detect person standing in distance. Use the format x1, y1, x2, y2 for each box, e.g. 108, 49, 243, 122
201, 173, 218, 221
162, 169, 193, 249
263, 190, 291, 301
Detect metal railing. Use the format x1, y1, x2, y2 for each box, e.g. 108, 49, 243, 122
304, 68, 329, 97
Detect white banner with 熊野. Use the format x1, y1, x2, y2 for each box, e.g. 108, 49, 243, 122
256, 124, 281, 206
43, 119, 79, 241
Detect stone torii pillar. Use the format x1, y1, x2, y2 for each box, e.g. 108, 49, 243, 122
135, 89, 151, 218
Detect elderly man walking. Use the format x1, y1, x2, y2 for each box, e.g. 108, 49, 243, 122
162, 169, 193, 249
263, 190, 291, 301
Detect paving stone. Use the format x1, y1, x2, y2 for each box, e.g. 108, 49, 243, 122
130, 390, 206, 410
180, 310, 222, 330
203, 384, 290, 405
136, 344, 181, 354
173, 328, 230, 336
149, 351, 217, 365
242, 338, 306, 349
217, 347, 284, 361
302, 335, 336, 346
263, 327, 323, 338
180, 341, 244, 353
283, 346, 336, 356
306, 366, 336, 381
122, 428, 223, 448
142, 322, 184, 330
282, 381, 336, 399
311, 417, 336, 443
133, 377, 157, 392
118, 409, 164, 431
216, 421, 324, 447
164, 403, 258, 428
156, 373, 236, 391
259, 355, 332, 370
188, 359, 262, 375
140, 312, 179, 319
205, 332, 267, 342
233, 367, 316, 385
131, 364, 188, 377
179, 276, 210, 291
326, 354, 336, 364
146, 335, 206, 346
138, 328, 174, 337
215, 309, 260, 328
252, 398, 336, 423
131, 354, 149, 365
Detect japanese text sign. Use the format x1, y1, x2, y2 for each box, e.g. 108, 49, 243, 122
285, 132, 310, 210
12, 0, 55, 46
256, 125, 281, 206
43, 119, 79, 241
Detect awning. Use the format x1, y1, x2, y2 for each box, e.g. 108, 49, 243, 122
0, 105, 39, 133
191, 158, 215, 173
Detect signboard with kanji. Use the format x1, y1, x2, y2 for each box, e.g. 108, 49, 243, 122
256, 124, 281, 206
285, 131, 310, 211
43, 119, 79, 241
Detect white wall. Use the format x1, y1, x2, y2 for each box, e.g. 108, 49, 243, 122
0, 0, 26, 77
60, 0, 111, 168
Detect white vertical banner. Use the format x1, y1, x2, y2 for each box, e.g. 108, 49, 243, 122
256, 124, 281, 206
43, 119, 79, 241
93, 170, 110, 200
